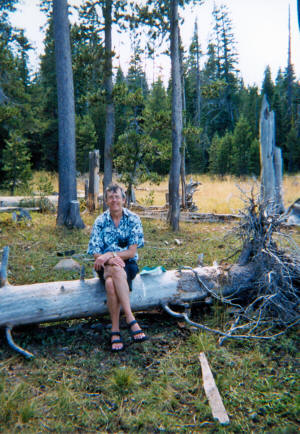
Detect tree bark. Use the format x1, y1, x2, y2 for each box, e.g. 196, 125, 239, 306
0, 263, 256, 329
53, 0, 84, 229
168, 0, 182, 231
195, 20, 201, 127
179, 31, 186, 209
259, 95, 284, 215
102, 0, 115, 211
87, 150, 100, 212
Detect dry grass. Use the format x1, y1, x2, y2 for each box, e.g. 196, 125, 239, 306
135, 174, 300, 213
31, 172, 300, 215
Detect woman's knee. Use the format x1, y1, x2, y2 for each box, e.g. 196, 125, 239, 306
111, 265, 126, 280
105, 277, 115, 295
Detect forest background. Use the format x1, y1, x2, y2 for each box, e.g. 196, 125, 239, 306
0, 0, 300, 196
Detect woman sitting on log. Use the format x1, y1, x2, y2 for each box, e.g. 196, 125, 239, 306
87, 183, 148, 352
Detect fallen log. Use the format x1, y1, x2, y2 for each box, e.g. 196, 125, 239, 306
0, 207, 40, 213
0, 246, 257, 358
0, 196, 59, 207
139, 210, 241, 223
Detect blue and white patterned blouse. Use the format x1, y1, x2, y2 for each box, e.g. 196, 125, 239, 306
87, 208, 144, 261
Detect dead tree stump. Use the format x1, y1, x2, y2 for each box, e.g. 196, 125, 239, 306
260, 95, 285, 215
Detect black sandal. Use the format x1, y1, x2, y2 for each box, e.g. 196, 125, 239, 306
127, 320, 148, 343
110, 331, 124, 352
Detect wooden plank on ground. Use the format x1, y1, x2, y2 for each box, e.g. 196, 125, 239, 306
199, 352, 230, 426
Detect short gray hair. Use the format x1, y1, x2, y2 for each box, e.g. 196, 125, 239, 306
105, 183, 126, 200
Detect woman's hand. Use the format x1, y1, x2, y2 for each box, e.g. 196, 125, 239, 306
107, 255, 125, 267
94, 252, 112, 270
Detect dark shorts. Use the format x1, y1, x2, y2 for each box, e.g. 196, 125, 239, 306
97, 259, 139, 291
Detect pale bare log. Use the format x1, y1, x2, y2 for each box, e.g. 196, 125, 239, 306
0, 262, 258, 330
0, 196, 59, 207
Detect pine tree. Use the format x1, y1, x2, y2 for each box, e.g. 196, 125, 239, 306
231, 115, 254, 176
2, 131, 32, 194
0, 1, 35, 179
126, 42, 148, 96
76, 114, 97, 173
113, 88, 168, 204
185, 19, 202, 127
53, 0, 84, 229
136, 0, 204, 230
238, 85, 261, 138
209, 131, 232, 176
286, 123, 300, 172
261, 65, 274, 104
37, 17, 59, 170
202, 4, 239, 137
144, 78, 172, 174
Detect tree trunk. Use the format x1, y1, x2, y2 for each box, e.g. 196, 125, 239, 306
179, 31, 186, 209
53, 0, 84, 229
259, 95, 284, 215
195, 20, 201, 127
102, 0, 115, 211
0, 263, 257, 330
168, 0, 182, 231
87, 150, 100, 212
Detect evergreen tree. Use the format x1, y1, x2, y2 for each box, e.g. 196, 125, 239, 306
238, 85, 261, 138
202, 4, 239, 137
53, 0, 84, 229
2, 131, 32, 194
273, 67, 299, 171
114, 66, 128, 141
144, 78, 172, 174
209, 131, 232, 176
249, 137, 260, 176
231, 115, 254, 176
126, 42, 148, 96
37, 17, 59, 170
261, 65, 274, 104
76, 114, 97, 173
0, 1, 35, 180
136, 0, 204, 230
185, 19, 202, 126
114, 88, 168, 204
286, 123, 300, 172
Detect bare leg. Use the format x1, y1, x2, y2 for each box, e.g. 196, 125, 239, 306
105, 265, 146, 340
105, 276, 123, 350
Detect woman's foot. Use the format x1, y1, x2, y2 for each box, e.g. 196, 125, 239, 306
110, 331, 124, 352
127, 320, 148, 342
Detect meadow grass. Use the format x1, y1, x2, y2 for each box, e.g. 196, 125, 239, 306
0, 178, 299, 433
17, 170, 300, 214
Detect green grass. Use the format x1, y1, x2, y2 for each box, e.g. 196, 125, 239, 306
0, 211, 299, 432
